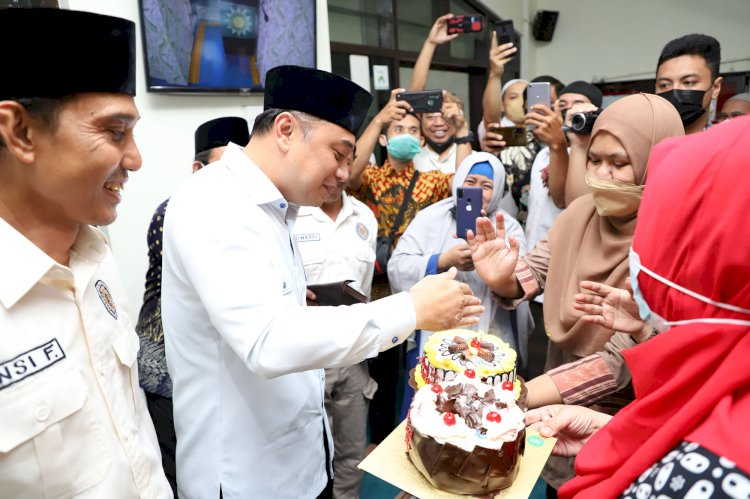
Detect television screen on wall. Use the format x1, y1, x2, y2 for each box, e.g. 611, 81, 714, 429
138, 0, 316, 94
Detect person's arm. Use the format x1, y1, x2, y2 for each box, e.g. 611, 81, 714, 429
562, 103, 599, 206
165, 185, 485, 380
482, 32, 517, 127
350, 88, 411, 191
524, 104, 568, 208
408, 14, 458, 91
441, 91, 472, 167
467, 212, 523, 298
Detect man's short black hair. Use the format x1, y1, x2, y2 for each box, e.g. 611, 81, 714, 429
0, 96, 73, 150
250, 108, 321, 139
657, 34, 721, 80
194, 149, 213, 165
531, 75, 565, 97
382, 110, 420, 136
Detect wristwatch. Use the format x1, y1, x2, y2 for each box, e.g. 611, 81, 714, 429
454, 131, 475, 144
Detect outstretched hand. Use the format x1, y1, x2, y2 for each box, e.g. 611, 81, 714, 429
573, 280, 647, 336
410, 267, 484, 331
525, 405, 612, 457
466, 212, 520, 292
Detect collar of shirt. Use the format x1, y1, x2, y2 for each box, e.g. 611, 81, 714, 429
382, 159, 417, 178
221, 143, 299, 222
0, 218, 107, 308
299, 191, 358, 228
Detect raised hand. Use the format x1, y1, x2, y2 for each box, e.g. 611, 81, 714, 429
525, 405, 612, 457
466, 212, 520, 295
410, 267, 484, 331
480, 122, 507, 154
428, 13, 459, 45
489, 32, 517, 78
373, 88, 412, 129
573, 280, 647, 336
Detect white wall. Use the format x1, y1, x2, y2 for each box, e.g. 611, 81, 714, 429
483, 0, 750, 83
68, 0, 331, 313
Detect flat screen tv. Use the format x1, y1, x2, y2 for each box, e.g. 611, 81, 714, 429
138, 0, 316, 94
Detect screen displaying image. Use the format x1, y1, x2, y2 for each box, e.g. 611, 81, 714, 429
139, 0, 315, 94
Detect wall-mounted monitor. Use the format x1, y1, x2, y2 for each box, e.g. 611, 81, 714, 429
138, 0, 316, 95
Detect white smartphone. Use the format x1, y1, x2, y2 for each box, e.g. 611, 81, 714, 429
526, 81, 551, 129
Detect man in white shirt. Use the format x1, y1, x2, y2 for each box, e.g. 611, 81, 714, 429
295, 184, 377, 499
0, 8, 171, 498
162, 65, 483, 499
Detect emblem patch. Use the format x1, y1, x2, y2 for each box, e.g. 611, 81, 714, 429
96, 280, 118, 319
356, 223, 369, 240
0, 339, 66, 390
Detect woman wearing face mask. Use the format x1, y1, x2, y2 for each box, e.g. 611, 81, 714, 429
388, 151, 534, 418
525, 116, 750, 498
468, 93, 684, 492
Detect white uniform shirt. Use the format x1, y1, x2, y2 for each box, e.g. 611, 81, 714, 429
0, 218, 171, 498
162, 144, 416, 499
295, 193, 377, 297
413, 143, 458, 174
524, 146, 564, 304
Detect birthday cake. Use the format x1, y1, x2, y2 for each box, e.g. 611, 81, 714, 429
406, 373, 526, 495
416, 329, 520, 397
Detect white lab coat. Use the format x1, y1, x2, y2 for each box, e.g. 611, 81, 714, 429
162, 144, 416, 499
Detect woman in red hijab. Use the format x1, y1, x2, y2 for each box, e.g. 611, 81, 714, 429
526, 116, 750, 498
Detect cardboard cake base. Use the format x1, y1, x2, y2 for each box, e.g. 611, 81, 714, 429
359, 420, 556, 498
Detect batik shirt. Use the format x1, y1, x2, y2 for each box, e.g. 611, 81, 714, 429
350, 160, 452, 249
499, 130, 542, 227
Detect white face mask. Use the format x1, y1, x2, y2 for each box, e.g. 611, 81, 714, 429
629, 247, 750, 332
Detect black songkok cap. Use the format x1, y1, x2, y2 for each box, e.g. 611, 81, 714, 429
559, 80, 603, 108
264, 65, 373, 135
0, 8, 136, 100
194, 117, 250, 155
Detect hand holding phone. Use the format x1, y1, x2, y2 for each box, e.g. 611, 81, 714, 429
456, 187, 483, 239
447, 14, 483, 35
487, 125, 527, 147
493, 19, 514, 46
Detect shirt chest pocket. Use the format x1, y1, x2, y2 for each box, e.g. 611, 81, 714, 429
0, 369, 111, 498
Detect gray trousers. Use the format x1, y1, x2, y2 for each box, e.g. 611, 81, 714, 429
324, 361, 378, 499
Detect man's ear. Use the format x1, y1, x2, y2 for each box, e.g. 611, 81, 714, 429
378, 134, 388, 147
419, 134, 426, 147
274, 112, 296, 153
191, 160, 203, 173
0, 101, 36, 164
711, 76, 723, 100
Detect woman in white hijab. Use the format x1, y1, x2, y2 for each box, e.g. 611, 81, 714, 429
389, 151, 534, 371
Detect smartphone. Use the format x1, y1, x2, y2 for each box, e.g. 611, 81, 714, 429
488, 125, 527, 147
526, 81, 551, 129
396, 90, 443, 114
456, 187, 483, 240
447, 14, 483, 35
493, 19, 514, 46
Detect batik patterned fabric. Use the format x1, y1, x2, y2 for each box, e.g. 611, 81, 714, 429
351, 160, 451, 249
136, 198, 172, 398
619, 441, 750, 499
499, 131, 542, 226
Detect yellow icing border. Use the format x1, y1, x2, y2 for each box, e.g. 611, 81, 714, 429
424, 329, 517, 377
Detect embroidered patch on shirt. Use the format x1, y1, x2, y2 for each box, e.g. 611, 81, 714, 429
0, 339, 66, 390
356, 223, 369, 240
295, 233, 321, 242
95, 280, 118, 319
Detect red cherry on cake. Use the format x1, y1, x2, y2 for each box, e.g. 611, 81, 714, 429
464, 369, 476, 378
487, 411, 502, 423
502, 381, 514, 391
431, 384, 443, 394
443, 413, 456, 426
470, 338, 481, 348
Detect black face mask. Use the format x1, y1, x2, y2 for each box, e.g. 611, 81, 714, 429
658, 88, 709, 127
425, 135, 455, 154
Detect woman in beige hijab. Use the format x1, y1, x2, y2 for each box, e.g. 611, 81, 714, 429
468, 93, 684, 491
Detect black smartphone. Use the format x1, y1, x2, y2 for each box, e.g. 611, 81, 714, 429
488, 125, 527, 147
396, 90, 443, 114
447, 14, 483, 35
456, 187, 483, 240
493, 19, 514, 46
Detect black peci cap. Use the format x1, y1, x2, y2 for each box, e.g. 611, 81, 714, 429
559, 81, 603, 108
264, 65, 373, 135
0, 8, 136, 100
194, 117, 250, 155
